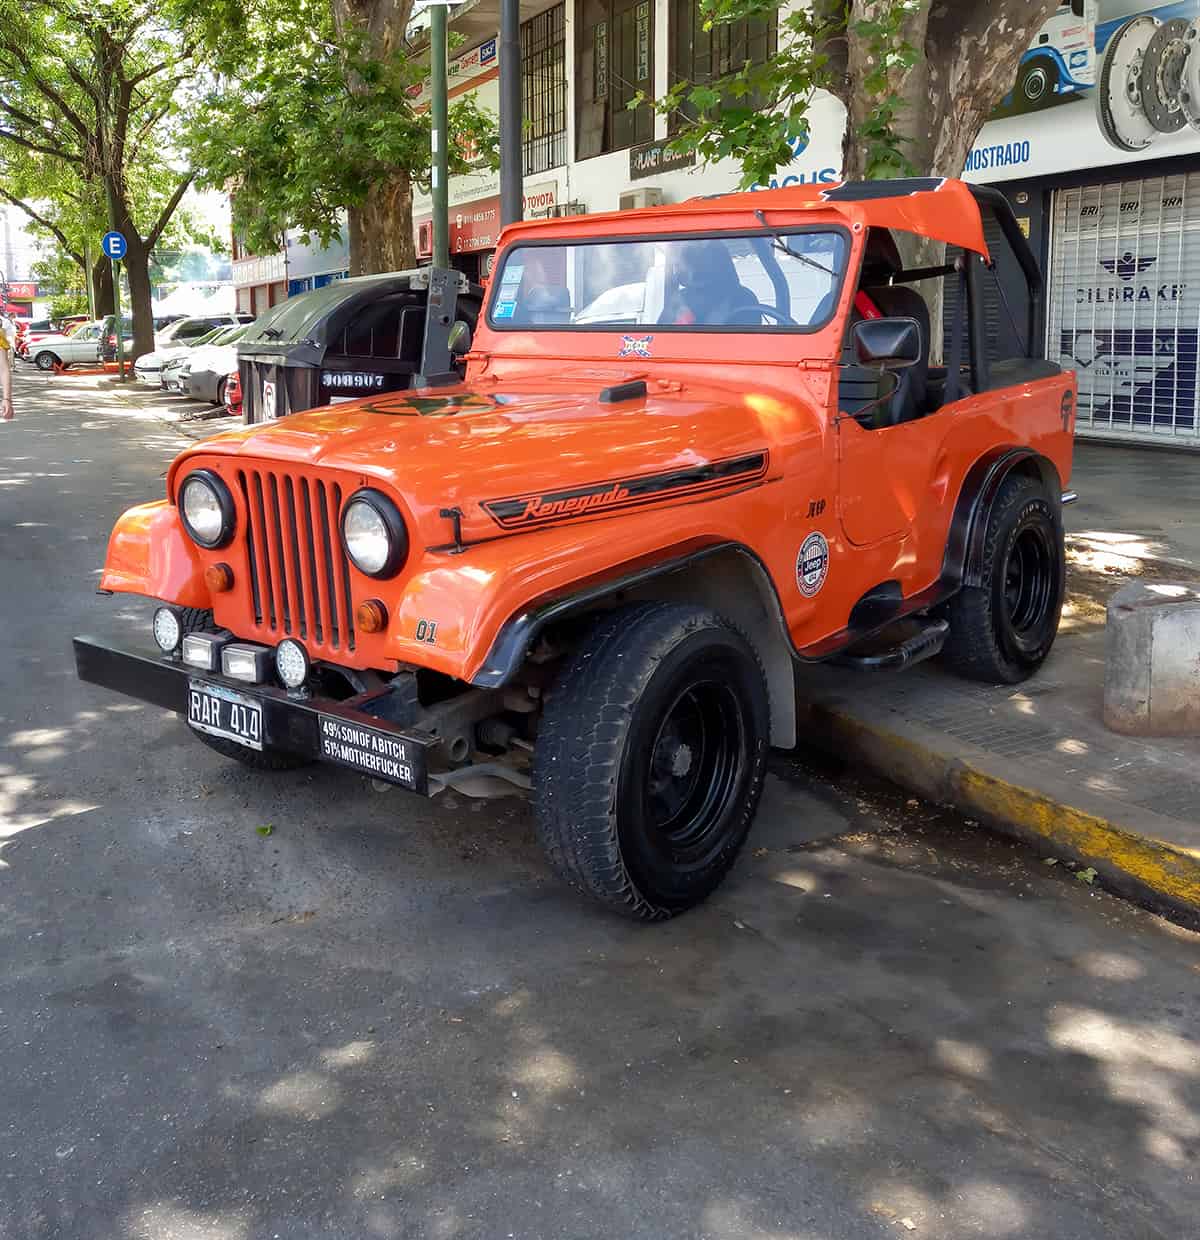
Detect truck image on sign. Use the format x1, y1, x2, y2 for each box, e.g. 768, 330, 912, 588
75, 179, 1076, 920
1007, 0, 1099, 114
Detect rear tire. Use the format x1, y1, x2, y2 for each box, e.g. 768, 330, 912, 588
215, 378, 226, 407
533, 602, 769, 920
941, 474, 1065, 683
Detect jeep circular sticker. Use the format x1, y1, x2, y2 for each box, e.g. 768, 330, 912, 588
796, 532, 830, 597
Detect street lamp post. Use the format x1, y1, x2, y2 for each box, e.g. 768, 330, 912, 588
499, 0, 522, 227
425, 0, 452, 269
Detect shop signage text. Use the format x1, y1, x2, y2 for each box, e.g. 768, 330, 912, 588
630, 139, 695, 181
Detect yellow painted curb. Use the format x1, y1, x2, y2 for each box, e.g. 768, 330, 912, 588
802, 699, 1200, 928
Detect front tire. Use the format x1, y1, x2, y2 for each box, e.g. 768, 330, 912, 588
533, 602, 769, 920
34, 351, 58, 371
941, 474, 1065, 683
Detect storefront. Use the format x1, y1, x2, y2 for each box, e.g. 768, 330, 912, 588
958, 2, 1200, 449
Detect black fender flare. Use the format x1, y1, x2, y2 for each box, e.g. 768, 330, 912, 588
944, 447, 1063, 591
470, 538, 791, 689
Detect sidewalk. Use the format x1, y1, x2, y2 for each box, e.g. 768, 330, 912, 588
796, 440, 1200, 929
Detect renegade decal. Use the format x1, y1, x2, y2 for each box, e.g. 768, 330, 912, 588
619, 335, 653, 359
796, 532, 829, 597
482, 452, 769, 530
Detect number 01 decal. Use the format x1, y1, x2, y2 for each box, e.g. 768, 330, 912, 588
415, 619, 438, 644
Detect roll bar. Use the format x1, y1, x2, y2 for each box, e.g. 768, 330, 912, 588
968, 184, 1040, 357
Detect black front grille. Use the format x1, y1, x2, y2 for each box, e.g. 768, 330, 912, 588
236, 468, 356, 652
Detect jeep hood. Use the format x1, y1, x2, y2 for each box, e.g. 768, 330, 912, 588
180, 381, 784, 543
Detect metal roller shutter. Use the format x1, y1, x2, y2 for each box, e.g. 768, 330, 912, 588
1046, 174, 1200, 447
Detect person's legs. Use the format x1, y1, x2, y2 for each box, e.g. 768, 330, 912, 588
0, 346, 12, 421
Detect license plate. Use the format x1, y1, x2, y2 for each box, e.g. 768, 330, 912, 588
318, 714, 424, 791
188, 680, 264, 751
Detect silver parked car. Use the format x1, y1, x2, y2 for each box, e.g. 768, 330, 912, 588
25, 319, 104, 370
180, 325, 253, 403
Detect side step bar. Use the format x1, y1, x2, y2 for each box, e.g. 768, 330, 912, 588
834, 618, 950, 673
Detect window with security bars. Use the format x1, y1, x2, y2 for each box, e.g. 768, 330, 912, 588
668, 0, 776, 133
522, 5, 567, 176
575, 0, 655, 158
1045, 174, 1200, 444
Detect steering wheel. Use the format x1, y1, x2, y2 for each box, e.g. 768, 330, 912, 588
726, 303, 798, 327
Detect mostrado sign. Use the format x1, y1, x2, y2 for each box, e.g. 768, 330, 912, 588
963, 1, 1200, 184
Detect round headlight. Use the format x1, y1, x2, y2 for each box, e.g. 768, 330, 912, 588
153, 606, 182, 653
340, 489, 408, 578
179, 469, 234, 549
275, 639, 310, 690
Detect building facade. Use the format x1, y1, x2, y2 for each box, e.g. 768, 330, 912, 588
232, 227, 351, 317
421, 0, 1200, 450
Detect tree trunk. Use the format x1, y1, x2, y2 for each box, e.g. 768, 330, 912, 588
347, 170, 417, 275
122, 236, 155, 361
842, 0, 1062, 180
333, 0, 418, 274
838, 0, 1061, 361
92, 255, 114, 319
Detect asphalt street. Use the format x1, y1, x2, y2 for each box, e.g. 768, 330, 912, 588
1, 367, 1198, 1240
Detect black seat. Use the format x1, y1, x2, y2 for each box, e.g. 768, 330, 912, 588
863, 284, 930, 424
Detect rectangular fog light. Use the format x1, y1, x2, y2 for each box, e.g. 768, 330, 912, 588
182, 632, 227, 672
220, 643, 271, 684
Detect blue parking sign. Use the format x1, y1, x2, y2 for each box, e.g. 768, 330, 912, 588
101, 231, 127, 260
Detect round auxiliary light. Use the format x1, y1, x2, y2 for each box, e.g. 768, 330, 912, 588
179, 469, 235, 549
275, 638, 310, 691
153, 606, 182, 653
340, 489, 408, 579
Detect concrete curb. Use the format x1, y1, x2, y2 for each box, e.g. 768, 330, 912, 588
795, 692, 1200, 931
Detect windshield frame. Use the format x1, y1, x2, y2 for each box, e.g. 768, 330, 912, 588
485, 224, 852, 336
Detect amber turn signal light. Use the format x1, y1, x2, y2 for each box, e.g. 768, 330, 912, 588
356, 599, 388, 633
204, 563, 234, 593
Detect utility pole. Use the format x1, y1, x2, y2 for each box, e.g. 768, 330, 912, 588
428, 0, 451, 269
499, 0, 522, 227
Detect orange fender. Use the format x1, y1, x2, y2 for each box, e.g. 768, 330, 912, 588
99, 500, 209, 607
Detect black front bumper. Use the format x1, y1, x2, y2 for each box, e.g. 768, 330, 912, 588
73, 635, 438, 795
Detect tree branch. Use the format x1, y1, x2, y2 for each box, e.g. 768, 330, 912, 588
0, 122, 81, 163
145, 172, 194, 249
0, 37, 94, 142
0, 186, 85, 266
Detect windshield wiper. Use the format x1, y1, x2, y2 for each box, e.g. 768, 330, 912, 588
754, 210, 835, 276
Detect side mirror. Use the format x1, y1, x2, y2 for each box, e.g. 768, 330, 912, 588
447, 320, 472, 355
852, 316, 922, 369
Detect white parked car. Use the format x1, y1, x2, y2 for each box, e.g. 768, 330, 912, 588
25, 320, 104, 370
132, 314, 253, 388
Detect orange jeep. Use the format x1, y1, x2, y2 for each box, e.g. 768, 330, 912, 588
75, 178, 1076, 920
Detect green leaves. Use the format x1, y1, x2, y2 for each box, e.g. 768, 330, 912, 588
643, 0, 924, 187
177, 0, 497, 260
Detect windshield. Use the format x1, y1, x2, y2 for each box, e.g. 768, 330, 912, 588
489, 230, 848, 331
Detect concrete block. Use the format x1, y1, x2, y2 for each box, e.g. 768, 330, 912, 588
1104, 582, 1200, 736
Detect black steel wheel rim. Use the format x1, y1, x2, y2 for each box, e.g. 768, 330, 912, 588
1003, 523, 1055, 648
643, 678, 746, 868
